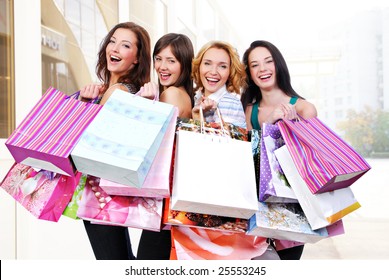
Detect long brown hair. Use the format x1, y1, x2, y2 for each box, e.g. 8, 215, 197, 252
96, 22, 151, 92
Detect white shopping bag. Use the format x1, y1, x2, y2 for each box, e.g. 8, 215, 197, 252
171, 130, 258, 219
274, 145, 361, 229
247, 202, 329, 243
71, 89, 176, 187
98, 108, 178, 198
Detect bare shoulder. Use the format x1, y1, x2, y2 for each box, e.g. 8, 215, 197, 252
161, 86, 186, 99
109, 83, 131, 93
296, 98, 317, 118
99, 83, 131, 105
160, 86, 191, 104
160, 86, 192, 118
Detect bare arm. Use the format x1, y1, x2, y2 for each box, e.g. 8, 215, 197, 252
295, 99, 318, 119
245, 105, 253, 131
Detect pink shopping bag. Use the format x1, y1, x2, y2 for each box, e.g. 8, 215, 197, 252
6, 87, 102, 176
0, 163, 81, 222
98, 108, 178, 198
77, 175, 163, 231
277, 117, 371, 194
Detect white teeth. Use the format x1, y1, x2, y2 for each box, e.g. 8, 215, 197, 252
111, 55, 121, 61
207, 78, 219, 82
260, 74, 271, 79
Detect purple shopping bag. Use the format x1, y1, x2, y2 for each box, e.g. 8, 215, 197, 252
259, 123, 297, 202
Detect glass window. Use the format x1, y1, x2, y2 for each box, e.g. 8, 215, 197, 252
0, 0, 14, 138
65, 0, 81, 26
176, 0, 194, 26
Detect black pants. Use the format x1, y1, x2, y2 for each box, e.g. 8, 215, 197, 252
277, 245, 305, 260
83, 220, 136, 260
137, 229, 171, 260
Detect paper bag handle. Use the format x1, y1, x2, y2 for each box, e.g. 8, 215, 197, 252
66, 91, 100, 104
199, 106, 228, 136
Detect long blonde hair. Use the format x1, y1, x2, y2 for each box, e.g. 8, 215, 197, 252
192, 41, 247, 94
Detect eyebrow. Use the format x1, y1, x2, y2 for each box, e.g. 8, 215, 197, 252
111, 36, 133, 46
155, 55, 175, 60
250, 55, 273, 64
203, 58, 229, 65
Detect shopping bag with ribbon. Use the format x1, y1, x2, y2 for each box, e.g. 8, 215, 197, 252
0, 162, 80, 222
71, 89, 176, 187
277, 116, 371, 194
77, 175, 163, 231
5, 87, 102, 176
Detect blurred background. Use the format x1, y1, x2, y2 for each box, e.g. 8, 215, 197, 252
0, 0, 388, 259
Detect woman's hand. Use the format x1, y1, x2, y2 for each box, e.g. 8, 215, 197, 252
266, 103, 298, 123
139, 82, 159, 100
192, 96, 217, 120
79, 84, 103, 101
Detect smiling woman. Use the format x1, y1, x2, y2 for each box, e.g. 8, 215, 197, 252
78, 21, 152, 260
191, 40, 247, 128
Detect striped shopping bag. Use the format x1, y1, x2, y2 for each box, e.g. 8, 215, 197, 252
277, 117, 371, 194
6, 87, 102, 176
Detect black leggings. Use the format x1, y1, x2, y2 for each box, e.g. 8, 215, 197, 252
277, 245, 305, 260
83, 220, 135, 260
137, 229, 172, 260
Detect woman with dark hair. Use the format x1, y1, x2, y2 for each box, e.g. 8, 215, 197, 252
79, 21, 151, 260
136, 33, 195, 259
241, 40, 316, 128
80, 21, 151, 104
241, 40, 317, 260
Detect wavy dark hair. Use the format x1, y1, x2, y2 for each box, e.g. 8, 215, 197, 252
153, 33, 194, 106
96, 22, 151, 93
241, 40, 302, 110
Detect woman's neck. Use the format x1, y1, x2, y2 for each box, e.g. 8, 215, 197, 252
203, 85, 226, 98
109, 74, 119, 86
260, 88, 288, 107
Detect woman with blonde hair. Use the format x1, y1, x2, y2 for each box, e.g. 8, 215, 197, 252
191, 40, 247, 128
170, 41, 269, 260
